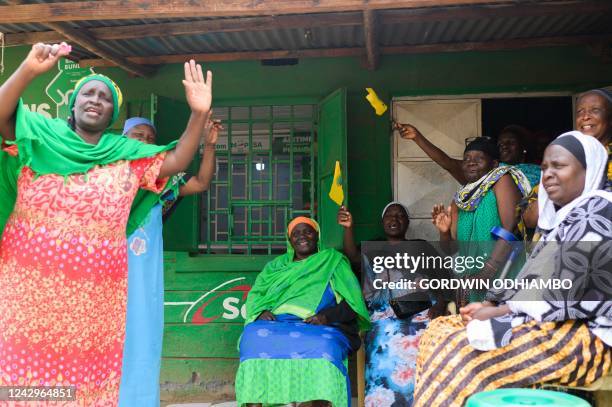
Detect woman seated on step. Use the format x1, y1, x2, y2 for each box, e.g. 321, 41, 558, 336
235, 216, 370, 407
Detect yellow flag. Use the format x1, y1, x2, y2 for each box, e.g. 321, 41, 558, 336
365, 88, 388, 116
328, 161, 344, 206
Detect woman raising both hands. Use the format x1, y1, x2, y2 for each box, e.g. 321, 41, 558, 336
0, 42, 212, 405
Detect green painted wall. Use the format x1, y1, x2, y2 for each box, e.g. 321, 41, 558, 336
3, 44, 612, 402
5, 45, 611, 240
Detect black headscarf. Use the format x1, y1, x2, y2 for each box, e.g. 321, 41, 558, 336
550, 135, 587, 169
464, 137, 499, 160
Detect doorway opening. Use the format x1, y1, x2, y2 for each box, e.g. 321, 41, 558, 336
392, 93, 574, 240
482, 96, 573, 164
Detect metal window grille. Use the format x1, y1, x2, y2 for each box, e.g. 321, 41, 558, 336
200, 104, 317, 254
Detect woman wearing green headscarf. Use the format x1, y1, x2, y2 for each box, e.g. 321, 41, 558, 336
0, 42, 212, 406
236, 217, 370, 407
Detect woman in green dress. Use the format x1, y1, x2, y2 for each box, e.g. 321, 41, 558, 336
430, 138, 530, 305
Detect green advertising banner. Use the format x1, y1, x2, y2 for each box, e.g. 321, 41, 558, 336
44, 59, 95, 120
21, 58, 94, 120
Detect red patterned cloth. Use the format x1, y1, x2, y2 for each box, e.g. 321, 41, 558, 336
0, 153, 166, 406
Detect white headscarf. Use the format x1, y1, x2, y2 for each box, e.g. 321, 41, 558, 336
537, 131, 612, 237
381, 201, 410, 219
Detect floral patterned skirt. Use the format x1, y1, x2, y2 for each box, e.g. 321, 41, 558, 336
364, 308, 429, 407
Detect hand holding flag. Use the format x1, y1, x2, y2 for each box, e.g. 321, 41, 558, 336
328, 161, 344, 206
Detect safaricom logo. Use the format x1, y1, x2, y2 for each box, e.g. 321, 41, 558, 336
164, 277, 251, 325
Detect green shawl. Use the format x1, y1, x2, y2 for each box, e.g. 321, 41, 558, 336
0, 100, 177, 238
244, 238, 370, 331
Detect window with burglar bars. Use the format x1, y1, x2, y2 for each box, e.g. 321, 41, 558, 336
199, 105, 317, 254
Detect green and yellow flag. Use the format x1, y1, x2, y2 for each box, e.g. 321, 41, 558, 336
328, 161, 344, 206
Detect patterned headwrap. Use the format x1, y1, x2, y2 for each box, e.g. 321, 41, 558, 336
68, 74, 123, 126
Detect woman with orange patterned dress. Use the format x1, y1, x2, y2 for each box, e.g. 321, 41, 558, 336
0, 42, 212, 406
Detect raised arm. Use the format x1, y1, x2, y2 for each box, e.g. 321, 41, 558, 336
159, 60, 212, 178
337, 206, 361, 265
0, 43, 71, 141
431, 203, 456, 241
178, 117, 221, 196
394, 122, 466, 184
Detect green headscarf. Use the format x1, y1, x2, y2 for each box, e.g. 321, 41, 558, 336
0, 99, 177, 238
244, 218, 370, 331
68, 74, 123, 126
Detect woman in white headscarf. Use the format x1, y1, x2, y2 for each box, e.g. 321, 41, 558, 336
413, 131, 611, 407
338, 202, 450, 407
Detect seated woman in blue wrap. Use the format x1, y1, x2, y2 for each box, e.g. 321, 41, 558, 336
236, 216, 370, 407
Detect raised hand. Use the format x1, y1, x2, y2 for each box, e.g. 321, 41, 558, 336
393, 122, 421, 140
23, 42, 72, 77
431, 204, 452, 233
183, 59, 212, 115
203, 115, 222, 147
337, 205, 353, 228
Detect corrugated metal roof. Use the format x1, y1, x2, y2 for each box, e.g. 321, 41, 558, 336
1, 1, 612, 63
380, 12, 611, 46
60, 10, 612, 59
0, 22, 47, 34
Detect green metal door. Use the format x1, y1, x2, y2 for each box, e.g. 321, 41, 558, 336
149, 97, 320, 254
202, 104, 316, 255
317, 88, 347, 249
152, 94, 200, 252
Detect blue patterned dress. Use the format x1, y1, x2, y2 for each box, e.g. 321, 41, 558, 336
362, 254, 430, 407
